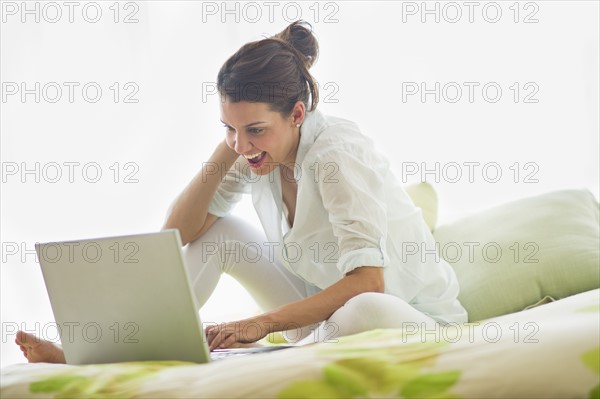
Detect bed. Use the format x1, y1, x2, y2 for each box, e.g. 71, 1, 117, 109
1, 288, 598, 398
2, 185, 599, 398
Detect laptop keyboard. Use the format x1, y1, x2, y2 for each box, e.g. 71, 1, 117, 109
210, 345, 294, 361
210, 351, 250, 361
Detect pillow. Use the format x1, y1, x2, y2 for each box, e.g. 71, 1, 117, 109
433, 188, 600, 322
404, 182, 438, 232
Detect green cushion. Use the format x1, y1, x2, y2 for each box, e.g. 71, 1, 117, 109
433, 189, 600, 322
404, 182, 438, 232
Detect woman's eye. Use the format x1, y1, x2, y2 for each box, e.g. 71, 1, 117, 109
248, 128, 263, 134
223, 124, 234, 132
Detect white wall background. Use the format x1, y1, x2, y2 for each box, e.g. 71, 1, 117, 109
1, 1, 598, 367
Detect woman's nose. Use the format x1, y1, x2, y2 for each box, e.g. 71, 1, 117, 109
234, 133, 251, 154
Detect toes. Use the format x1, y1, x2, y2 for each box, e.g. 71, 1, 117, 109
16, 331, 39, 348
16, 331, 30, 346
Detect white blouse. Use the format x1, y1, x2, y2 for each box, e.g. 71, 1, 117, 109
208, 109, 468, 325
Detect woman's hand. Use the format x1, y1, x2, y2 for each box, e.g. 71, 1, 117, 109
205, 316, 271, 350
205, 267, 384, 350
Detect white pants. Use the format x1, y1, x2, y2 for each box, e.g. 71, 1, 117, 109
183, 215, 439, 345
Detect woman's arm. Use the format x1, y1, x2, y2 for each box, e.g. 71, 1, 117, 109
206, 266, 384, 350
162, 140, 240, 246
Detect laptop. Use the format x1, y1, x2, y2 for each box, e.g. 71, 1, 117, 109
35, 229, 292, 365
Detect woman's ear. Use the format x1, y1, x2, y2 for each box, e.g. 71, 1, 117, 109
290, 101, 306, 126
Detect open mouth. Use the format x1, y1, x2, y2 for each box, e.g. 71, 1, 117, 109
244, 151, 267, 168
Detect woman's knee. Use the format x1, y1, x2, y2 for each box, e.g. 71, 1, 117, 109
337, 292, 399, 325
183, 215, 266, 269
330, 292, 437, 332
187, 214, 260, 244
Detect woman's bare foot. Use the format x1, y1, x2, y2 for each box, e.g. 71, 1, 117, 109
15, 331, 66, 364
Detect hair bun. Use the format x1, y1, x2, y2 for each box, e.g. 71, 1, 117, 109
218, 19, 320, 113
274, 20, 319, 69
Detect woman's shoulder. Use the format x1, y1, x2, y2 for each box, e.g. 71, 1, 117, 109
303, 109, 379, 161
307, 109, 361, 137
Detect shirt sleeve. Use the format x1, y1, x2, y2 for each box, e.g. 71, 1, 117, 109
313, 146, 390, 275
207, 156, 252, 217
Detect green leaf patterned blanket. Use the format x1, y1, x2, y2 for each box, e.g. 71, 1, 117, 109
2, 289, 599, 398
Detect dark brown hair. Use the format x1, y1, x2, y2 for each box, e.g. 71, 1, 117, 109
217, 20, 319, 117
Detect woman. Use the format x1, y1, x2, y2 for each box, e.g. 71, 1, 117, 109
16, 20, 467, 361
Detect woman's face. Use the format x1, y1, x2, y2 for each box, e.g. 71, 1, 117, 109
220, 98, 304, 176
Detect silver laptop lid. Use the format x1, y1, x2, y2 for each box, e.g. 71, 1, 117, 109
35, 229, 211, 365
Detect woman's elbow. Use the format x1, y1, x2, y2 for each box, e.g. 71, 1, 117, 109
347, 266, 385, 294
370, 275, 385, 293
